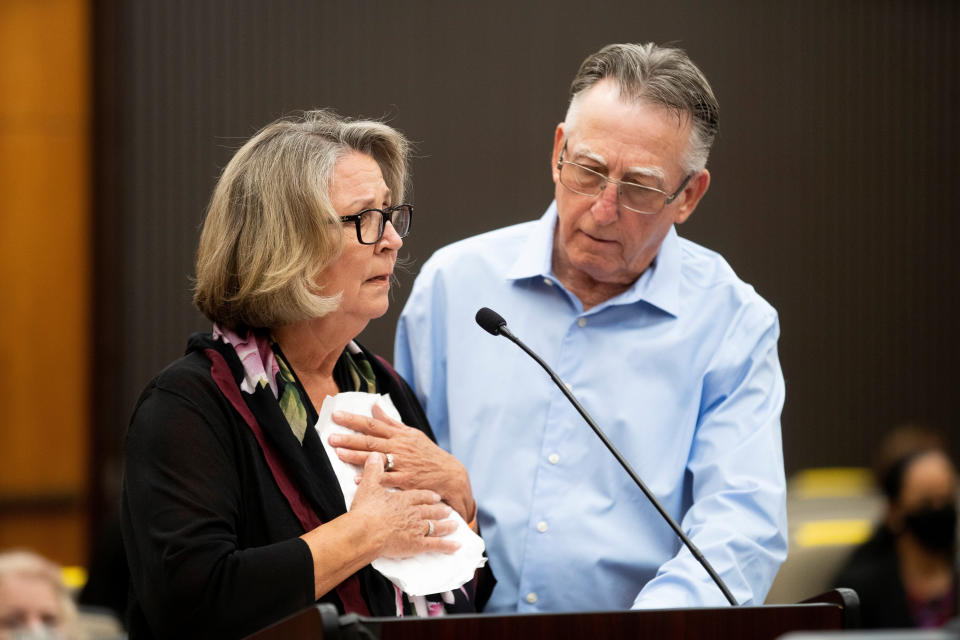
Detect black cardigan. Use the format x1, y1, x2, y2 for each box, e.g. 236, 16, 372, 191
121, 332, 456, 639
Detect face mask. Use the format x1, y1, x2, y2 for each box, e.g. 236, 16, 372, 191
903, 504, 957, 552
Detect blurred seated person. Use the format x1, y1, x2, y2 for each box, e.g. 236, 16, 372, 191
0, 550, 78, 640
833, 425, 958, 628
122, 110, 480, 639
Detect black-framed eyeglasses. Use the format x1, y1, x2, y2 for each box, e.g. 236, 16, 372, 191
339, 204, 413, 244
557, 144, 692, 215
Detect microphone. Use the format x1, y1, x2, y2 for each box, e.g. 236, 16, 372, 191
474, 307, 738, 606
475, 307, 507, 336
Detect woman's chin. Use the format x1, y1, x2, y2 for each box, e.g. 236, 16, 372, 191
336, 288, 392, 327
362, 297, 391, 321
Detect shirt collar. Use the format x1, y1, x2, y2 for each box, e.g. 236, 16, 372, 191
506, 201, 680, 317
505, 202, 558, 282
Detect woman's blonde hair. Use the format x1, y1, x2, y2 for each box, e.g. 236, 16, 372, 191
193, 109, 410, 330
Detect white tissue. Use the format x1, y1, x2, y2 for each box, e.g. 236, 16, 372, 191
316, 392, 486, 596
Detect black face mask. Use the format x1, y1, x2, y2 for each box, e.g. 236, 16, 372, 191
903, 505, 957, 552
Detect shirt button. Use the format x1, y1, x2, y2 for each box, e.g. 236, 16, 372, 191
537, 521, 548, 533
577, 317, 587, 327
548, 453, 560, 464
526, 592, 538, 604
543, 278, 553, 286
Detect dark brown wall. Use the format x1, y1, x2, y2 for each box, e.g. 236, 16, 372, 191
93, 0, 960, 527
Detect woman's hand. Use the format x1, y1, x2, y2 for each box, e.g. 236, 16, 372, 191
351, 453, 459, 558
300, 453, 459, 599
328, 405, 477, 522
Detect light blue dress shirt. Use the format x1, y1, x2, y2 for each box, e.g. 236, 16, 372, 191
395, 203, 787, 612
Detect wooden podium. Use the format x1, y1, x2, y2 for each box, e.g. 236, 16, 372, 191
246, 589, 858, 640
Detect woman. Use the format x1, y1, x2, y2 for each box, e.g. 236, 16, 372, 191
121, 110, 479, 639
833, 426, 958, 628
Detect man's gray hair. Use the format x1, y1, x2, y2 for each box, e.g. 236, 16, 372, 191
566, 43, 719, 173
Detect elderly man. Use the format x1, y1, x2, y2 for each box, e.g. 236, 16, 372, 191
395, 43, 787, 612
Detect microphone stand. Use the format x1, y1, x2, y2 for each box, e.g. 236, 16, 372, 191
481, 310, 738, 606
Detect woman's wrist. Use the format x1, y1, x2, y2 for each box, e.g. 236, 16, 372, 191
299, 511, 383, 600
338, 507, 387, 558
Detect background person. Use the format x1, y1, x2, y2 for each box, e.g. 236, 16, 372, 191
833, 425, 958, 628
122, 110, 478, 639
385, 42, 787, 611
0, 550, 79, 640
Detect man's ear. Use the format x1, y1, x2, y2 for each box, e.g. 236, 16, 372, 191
550, 123, 566, 184
673, 169, 711, 225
